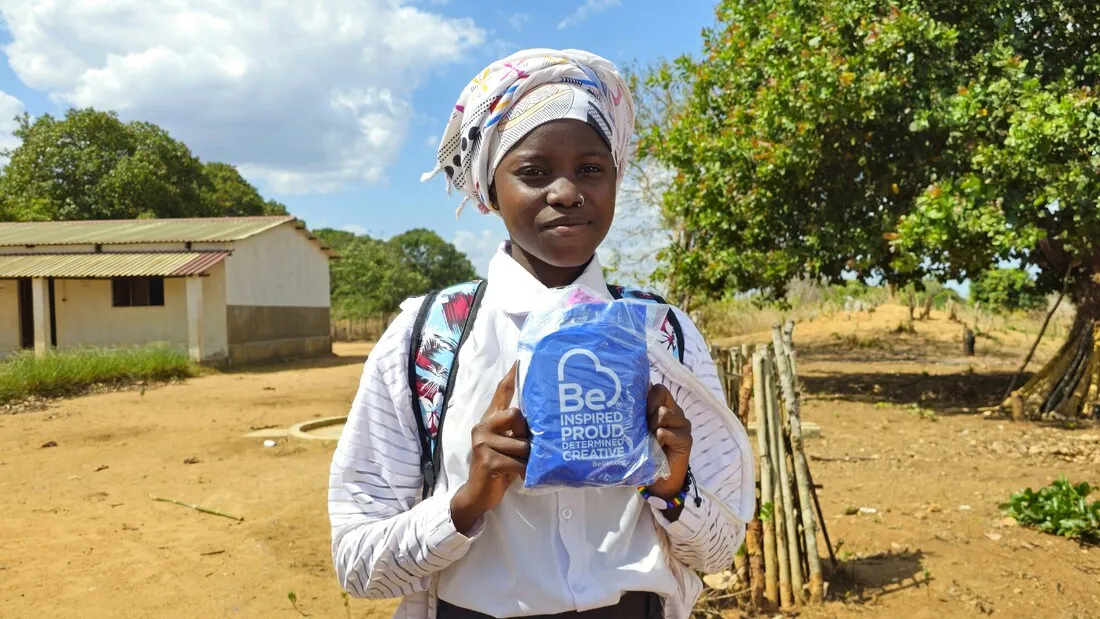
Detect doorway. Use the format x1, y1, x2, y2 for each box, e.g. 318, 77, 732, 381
17, 278, 33, 349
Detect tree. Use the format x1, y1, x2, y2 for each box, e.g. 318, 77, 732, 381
972, 269, 1046, 312
328, 236, 428, 320
202, 162, 288, 216
643, 0, 1100, 419
317, 227, 477, 320
389, 228, 477, 291
0, 107, 285, 221
0, 109, 210, 220
600, 61, 688, 292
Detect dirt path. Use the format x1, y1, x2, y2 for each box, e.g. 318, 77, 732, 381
2, 310, 1099, 618
0, 343, 398, 619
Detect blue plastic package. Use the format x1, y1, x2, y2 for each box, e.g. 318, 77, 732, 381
517, 295, 669, 491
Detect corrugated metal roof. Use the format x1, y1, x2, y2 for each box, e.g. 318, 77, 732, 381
0, 216, 296, 247
0, 251, 231, 278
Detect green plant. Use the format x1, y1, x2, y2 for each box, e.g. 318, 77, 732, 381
1001, 477, 1100, 545
287, 591, 308, 617
341, 591, 351, 619
972, 268, 1046, 313
908, 403, 938, 422
759, 501, 775, 522
0, 344, 198, 404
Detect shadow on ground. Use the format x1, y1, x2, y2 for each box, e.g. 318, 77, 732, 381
800, 371, 1034, 414
223, 352, 369, 375
827, 549, 931, 604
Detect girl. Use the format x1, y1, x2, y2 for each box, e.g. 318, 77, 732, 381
329, 48, 753, 619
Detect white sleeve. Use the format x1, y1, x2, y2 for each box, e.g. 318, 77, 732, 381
650, 310, 748, 574
328, 305, 482, 599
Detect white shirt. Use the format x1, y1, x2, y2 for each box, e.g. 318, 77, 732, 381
329, 245, 752, 619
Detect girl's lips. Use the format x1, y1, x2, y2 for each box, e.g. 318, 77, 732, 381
542, 220, 591, 237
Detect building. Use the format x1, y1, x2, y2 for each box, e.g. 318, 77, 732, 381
0, 216, 334, 365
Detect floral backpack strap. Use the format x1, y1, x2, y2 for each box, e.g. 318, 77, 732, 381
607, 285, 686, 364
408, 280, 488, 498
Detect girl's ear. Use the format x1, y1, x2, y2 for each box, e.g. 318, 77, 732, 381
488, 185, 499, 211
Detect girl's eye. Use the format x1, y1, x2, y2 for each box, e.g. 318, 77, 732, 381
517, 166, 546, 177
580, 164, 604, 174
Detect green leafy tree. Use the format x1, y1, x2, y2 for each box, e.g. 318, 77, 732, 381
318, 227, 477, 319
643, 0, 1100, 419
971, 268, 1046, 312
0, 109, 210, 220
329, 236, 428, 319
389, 228, 478, 291
314, 228, 360, 252
201, 162, 288, 216
0, 107, 285, 221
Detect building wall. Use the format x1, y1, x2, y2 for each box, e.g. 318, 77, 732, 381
0, 280, 21, 356
53, 278, 189, 349
224, 223, 330, 308
201, 262, 229, 361
50, 269, 228, 361
223, 223, 332, 364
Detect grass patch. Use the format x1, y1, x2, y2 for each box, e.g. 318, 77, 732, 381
0, 344, 200, 404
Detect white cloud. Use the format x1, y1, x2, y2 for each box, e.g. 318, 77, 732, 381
453, 228, 502, 276
341, 224, 368, 236
558, 0, 620, 29
0, 1, 484, 193
508, 13, 529, 31
0, 90, 26, 166
425, 134, 439, 148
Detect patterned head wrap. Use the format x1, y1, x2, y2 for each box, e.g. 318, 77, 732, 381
422, 48, 635, 216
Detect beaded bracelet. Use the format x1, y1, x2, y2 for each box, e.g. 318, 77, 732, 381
637, 468, 700, 510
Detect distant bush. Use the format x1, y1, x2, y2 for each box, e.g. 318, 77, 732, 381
972, 269, 1045, 312
0, 345, 198, 404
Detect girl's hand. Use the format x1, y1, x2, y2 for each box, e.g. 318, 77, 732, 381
645, 384, 692, 502
451, 362, 529, 535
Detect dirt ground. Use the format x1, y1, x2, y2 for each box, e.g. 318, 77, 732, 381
3, 306, 1099, 618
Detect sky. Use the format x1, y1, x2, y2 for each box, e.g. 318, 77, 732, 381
0, 0, 716, 277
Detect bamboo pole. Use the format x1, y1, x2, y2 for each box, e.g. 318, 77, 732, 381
740, 348, 765, 609
773, 327, 825, 604
1002, 270, 1072, 403
753, 351, 778, 609
782, 320, 798, 382
1084, 325, 1100, 416
770, 348, 805, 604
765, 352, 796, 607
1044, 323, 1093, 415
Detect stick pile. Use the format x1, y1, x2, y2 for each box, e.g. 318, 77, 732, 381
709, 322, 831, 613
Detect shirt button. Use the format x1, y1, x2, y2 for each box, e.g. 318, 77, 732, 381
572, 584, 585, 594
561, 508, 573, 520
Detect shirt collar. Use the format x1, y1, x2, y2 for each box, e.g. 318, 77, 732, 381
482, 242, 611, 316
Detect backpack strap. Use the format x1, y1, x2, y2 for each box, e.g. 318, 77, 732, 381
408, 280, 488, 498
607, 285, 686, 364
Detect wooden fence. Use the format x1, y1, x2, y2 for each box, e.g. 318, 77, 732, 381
330, 318, 386, 342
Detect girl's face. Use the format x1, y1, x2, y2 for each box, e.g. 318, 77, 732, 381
492, 119, 617, 276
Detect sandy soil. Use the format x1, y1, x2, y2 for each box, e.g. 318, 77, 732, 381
2, 308, 1099, 618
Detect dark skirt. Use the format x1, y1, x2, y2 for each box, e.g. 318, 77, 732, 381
437, 592, 663, 619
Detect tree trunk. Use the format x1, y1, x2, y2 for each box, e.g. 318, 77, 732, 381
1006, 277, 1100, 420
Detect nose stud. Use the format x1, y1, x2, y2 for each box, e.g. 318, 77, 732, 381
575, 194, 585, 207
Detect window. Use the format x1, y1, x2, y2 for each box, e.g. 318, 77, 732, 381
112, 277, 165, 307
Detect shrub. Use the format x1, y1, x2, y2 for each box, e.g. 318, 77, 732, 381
0, 344, 199, 404
1001, 477, 1100, 545
972, 268, 1046, 312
